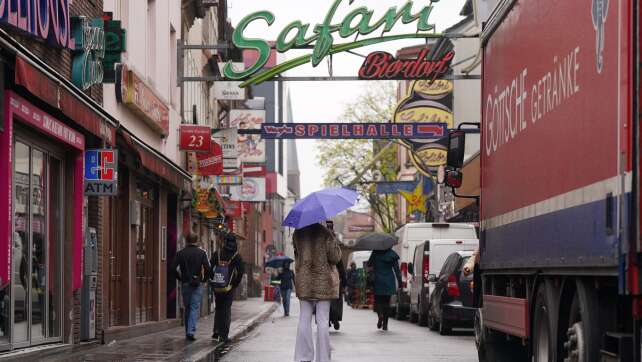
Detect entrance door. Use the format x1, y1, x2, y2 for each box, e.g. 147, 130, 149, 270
9, 140, 63, 349
135, 183, 155, 324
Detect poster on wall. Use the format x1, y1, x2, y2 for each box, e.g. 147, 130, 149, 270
230, 177, 266, 202
229, 110, 266, 163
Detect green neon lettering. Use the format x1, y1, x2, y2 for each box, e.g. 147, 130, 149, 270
223, 11, 275, 80
276, 21, 311, 52
311, 0, 344, 67
339, 7, 373, 38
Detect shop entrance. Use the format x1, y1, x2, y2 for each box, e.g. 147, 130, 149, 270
135, 182, 156, 324
3, 138, 63, 350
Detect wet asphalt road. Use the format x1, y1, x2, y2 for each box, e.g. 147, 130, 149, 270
219, 297, 477, 362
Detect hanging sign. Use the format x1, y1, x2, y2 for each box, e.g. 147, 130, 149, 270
213, 175, 243, 185
212, 128, 239, 159
0, 0, 72, 48
400, 182, 428, 215
224, 200, 243, 218
102, 13, 127, 83
229, 110, 265, 163
196, 142, 223, 176
375, 177, 433, 195
84, 149, 118, 196
116, 64, 170, 136
261, 122, 447, 140
71, 17, 105, 90
180, 124, 212, 152
395, 77, 454, 177
230, 177, 266, 202
225, 0, 440, 87
213, 81, 246, 100
359, 49, 454, 81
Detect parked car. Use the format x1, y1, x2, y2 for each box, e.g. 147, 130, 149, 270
391, 223, 477, 320
427, 251, 476, 335
408, 239, 478, 326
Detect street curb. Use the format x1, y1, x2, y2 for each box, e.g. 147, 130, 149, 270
191, 302, 278, 362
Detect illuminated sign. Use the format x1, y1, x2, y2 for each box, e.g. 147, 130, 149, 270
102, 13, 126, 83
359, 49, 454, 81
84, 149, 118, 196
260, 122, 447, 139
71, 17, 105, 90
225, 0, 439, 86
395, 78, 454, 176
0, 0, 72, 48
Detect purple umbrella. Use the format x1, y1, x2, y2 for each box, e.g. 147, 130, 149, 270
282, 188, 358, 229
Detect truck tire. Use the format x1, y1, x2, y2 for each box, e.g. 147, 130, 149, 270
476, 305, 529, 361
562, 279, 601, 362
532, 282, 558, 362
409, 308, 418, 323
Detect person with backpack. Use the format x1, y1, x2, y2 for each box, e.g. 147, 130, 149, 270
209, 234, 245, 344
171, 233, 210, 341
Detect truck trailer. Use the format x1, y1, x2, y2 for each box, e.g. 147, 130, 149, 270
447, 0, 642, 360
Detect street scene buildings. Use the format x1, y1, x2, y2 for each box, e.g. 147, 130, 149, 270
0, 0, 641, 361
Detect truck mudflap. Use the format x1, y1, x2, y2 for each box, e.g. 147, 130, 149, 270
482, 294, 529, 338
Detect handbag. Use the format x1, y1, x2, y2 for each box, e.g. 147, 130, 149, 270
210, 252, 238, 293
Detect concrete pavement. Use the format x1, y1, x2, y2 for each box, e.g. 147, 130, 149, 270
220, 297, 477, 362
3, 298, 276, 362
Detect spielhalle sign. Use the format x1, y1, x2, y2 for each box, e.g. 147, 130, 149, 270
261, 122, 448, 140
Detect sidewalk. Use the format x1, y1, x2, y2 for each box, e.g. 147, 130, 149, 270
2, 298, 277, 362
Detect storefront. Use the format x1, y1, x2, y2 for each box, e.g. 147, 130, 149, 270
0, 90, 87, 351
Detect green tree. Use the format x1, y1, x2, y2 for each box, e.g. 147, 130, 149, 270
316, 82, 399, 233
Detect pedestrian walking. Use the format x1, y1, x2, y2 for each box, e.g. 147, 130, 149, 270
276, 262, 295, 316
345, 262, 357, 306
293, 223, 342, 362
171, 233, 210, 341
209, 234, 245, 344
367, 248, 402, 331
329, 260, 346, 330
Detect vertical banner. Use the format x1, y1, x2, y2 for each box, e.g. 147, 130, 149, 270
229, 110, 266, 163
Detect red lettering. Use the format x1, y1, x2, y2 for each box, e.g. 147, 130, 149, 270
295, 124, 305, 137
321, 124, 327, 136
366, 125, 378, 137
391, 125, 400, 136
403, 125, 414, 136
101, 152, 114, 180
358, 48, 454, 81
308, 124, 319, 136
379, 124, 389, 136
7, 0, 17, 26
341, 124, 350, 137
330, 125, 339, 137
353, 124, 364, 136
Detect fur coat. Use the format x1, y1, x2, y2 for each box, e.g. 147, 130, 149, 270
293, 224, 342, 300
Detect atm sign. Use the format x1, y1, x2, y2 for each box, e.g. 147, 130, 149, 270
85, 149, 118, 195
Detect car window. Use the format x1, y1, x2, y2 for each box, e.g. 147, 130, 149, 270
439, 253, 459, 279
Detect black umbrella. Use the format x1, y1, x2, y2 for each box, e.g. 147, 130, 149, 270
351, 233, 398, 251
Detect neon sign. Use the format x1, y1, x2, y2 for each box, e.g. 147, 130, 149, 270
71, 17, 105, 90
359, 49, 455, 81
225, 0, 440, 87
0, 0, 72, 48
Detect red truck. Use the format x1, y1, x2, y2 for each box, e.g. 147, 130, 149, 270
446, 0, 641, 361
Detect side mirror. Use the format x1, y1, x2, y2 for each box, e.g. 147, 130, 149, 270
445, 170, 463, 189
428, 274, 437, 283
447, 130, 466, 169
408, 263, 414, 275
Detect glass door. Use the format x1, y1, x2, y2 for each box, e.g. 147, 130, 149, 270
10, 140, 63, 349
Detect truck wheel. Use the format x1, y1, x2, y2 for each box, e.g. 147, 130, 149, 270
532, 282, 557, 362
563, 279, 601, 362
476, 307, 529, 362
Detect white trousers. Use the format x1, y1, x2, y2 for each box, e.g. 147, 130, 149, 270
294, 300, 331, 362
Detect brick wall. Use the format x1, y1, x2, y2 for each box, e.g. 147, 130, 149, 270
5, 0, 104, 104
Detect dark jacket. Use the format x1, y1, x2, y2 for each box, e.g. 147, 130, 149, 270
210, 248, 245, 292
368, 249, 402, 296
337, 260, 347, 290
277, 269, 295, 290
171, 244, 210, 283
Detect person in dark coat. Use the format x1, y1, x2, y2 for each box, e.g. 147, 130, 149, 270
367, 248, 402, 331
171, 233, 210, 340
329, 260, 347, 330
210, 234, 245, 344
345, 262, 357, 306
276, 262, 295, 316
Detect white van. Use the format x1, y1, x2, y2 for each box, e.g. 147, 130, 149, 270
391, 223, 477, 320
408, 239, 478, 325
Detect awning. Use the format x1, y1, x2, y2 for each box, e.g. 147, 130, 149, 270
14, 57, 117, 146
119, 130, 191, 189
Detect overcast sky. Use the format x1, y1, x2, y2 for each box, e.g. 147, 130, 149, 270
229, 0, 467, 197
